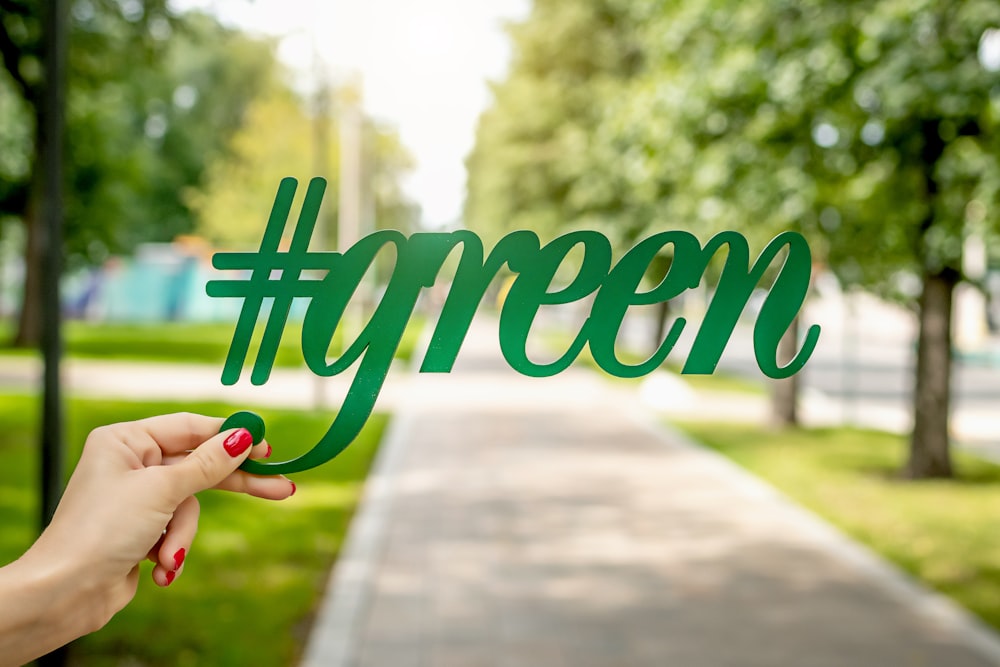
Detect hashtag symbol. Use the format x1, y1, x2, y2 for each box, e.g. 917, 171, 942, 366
207, 177, 338, 386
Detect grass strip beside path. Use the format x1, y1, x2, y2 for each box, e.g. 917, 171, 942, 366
676, 422, 1000, 632
0, 394, 385, 666
0, 316, 426, 367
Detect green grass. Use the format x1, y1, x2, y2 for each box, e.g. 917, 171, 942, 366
676, 421, 1000, 631
0, 393, 385, 666
0, 316, 426, 367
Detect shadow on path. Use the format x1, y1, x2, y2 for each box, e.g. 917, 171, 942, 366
251, 319, 1000, 665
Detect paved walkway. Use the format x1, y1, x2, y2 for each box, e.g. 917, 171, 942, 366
4, 320, 1000, 665
301, 322, 1000, 667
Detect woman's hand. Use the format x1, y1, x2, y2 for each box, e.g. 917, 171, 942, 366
0, 413, 294, 666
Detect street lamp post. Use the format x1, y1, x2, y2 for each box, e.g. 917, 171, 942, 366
39, 0, 67, 540
38, 0, 68, 664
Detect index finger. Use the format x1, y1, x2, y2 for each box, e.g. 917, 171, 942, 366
132, 412, 227, 455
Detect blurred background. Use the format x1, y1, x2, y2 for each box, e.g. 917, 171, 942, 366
3, 0, 1000, 665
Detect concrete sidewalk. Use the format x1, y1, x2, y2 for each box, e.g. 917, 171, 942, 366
0, 354, 413, 412
301, 323, 1000, 667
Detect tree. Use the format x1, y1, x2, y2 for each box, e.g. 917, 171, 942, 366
0, 1, 280, 345
469, 0, 1000, 476
464, 0, 642, 246
585, 0, 855, 427
466, 0, 808, 423
613, 0, 1000, 474
188, 85, 418, 250
186, 88, 323, 249
821, 0, 1000, 477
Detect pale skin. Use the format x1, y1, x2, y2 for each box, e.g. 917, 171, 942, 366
0, 413, 295, 667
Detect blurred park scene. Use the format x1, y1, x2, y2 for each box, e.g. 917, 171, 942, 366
3, 0, 1000, 665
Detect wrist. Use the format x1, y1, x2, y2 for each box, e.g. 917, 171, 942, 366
2, 541, 105, 654
0, 552, 79, 664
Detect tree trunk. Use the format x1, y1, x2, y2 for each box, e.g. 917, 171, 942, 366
905, 266, 958, 479
13, 130, 44, 348
770, 314, 800, 428
13, 205, 43, 347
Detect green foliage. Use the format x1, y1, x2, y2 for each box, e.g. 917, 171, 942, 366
467, 0, 1000, 470
0, 2, 283, 265
188, 88, 418, 250
0, 393, 385, 666
369, 121, 421, 236
678, 420, 1000, 631
0, 75, 30, 216
469, 0, 1000, 289
187, 88, 331, 250
65, 10, 282, 265
464, 0, 643, 245
0, 316, 426, 365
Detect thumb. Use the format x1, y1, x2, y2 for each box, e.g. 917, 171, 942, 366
161, 428, 254, 502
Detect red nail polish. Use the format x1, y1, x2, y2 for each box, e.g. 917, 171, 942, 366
264, 443, 272, 458
165, 570, 176, 586
173, 548, 185, 571
224, 428, 253, 457
289, 481, 296, 497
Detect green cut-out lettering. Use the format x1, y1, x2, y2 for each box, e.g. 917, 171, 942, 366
207, 177, 821, 474
682, 231, 818, 377
585, 231, 697, 378
420, 230, 539, 373
500, 230, 611, 376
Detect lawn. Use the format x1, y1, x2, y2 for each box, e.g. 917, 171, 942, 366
676, 422, 1000, 631
0, 321, 317, 367
0, 393, 386, 666
0, 316, 426, 367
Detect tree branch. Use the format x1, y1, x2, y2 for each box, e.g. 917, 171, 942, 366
0, 16, 38, 105
0, 0, 31, 16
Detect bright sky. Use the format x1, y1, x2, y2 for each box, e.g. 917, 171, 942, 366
170, 0, 530, 228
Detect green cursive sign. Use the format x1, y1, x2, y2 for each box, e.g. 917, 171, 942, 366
207, 177, 820, 474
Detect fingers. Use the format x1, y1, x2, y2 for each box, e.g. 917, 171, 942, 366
214, 472, 296, 500
145, 531, 166, 564
250, 440, 272, 460
157, 427, 255, 505
134, 412, 227, 456
161, 437, 271, 466
215, 437, 295, 499
158, 437, 294, 500
152, 496, 199, 587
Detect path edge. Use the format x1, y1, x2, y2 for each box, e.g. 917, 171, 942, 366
634, 406, 1000, 665
298, 396, 415, 667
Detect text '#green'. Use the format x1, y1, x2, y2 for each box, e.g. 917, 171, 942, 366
207, 177, 819, 474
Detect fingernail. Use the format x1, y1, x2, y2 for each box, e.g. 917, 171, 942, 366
173, 548, 185, 571
264, 443, 272, 458
223, 428, 253, 457
165, 570, 176, 586
289, 481, 296, 497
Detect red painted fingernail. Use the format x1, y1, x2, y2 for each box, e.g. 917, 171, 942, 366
223, 428, 253, 457
173, 548, 185, 571
289, 481, 296, 497
264, 443, 272, 458
165, 570, 176, 586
